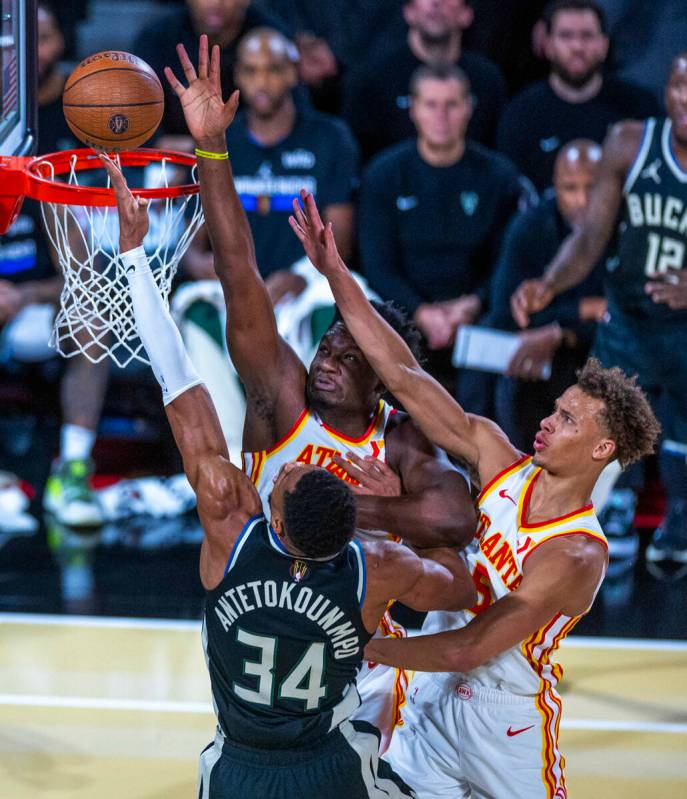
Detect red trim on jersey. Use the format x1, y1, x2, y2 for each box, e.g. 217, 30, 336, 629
317, 400, 384, 444
476, 454, 530, 503
264, 408, 309, 455
519, 469, 594, 529
521, 530, 608, 567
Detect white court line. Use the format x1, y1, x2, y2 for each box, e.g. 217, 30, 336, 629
2, 614, 686, 651
0, 694, 685, 734
0, 613, 200, 631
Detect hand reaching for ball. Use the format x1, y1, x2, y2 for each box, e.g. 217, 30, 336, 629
164, 34, 239, 150
99, 154, 150, 253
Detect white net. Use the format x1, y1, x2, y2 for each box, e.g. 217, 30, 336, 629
38, 152, 204, 368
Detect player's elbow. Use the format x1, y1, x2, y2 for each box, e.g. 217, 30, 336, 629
445, 644, 482, 674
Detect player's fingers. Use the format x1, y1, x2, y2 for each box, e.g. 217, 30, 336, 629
198, 34, 209, 79
176, 43, 198, 83
292, 196, 309, 230
288, 215, 306, 241
210, 45, 221, 89
331, 455, 364, 479
303, 190, 325, 230
164, 66, 185, 97
99, 154, 131, 199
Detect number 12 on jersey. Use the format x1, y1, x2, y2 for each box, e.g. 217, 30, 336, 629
645, 232, 685, 276
233, 628, 328, 711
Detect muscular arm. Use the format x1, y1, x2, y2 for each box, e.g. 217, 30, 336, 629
289, 192, 519, 486
355, 415, 477, 548
361, 540, 477, 633
364, 535, 607, 671
165, 37, 305, 446
511, 122, 643, 327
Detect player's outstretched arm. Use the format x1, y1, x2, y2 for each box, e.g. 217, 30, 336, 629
164, 36, 305, 431
101, 155, 261, 590
364, 535, 607, 672
290, 191, 518, 486
362, 540, 477, 626
511, 122, 643, 328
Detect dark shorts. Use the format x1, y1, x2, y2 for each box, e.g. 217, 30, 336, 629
592, 308, 687, 443
198, 723, 416, 799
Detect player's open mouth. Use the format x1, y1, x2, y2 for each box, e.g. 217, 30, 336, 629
533, 433, 547, 451
313, 375, 337, 391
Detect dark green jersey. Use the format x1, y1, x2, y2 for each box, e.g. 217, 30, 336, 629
203, 516, 371, 750
614, 118, 687, 322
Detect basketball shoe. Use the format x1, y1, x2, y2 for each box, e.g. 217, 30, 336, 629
44, 459, 103, 527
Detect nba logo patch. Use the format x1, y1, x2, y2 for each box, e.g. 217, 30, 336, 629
460, 191, 479, 216
455, 682, 473, 701
290, 559, 309, 583
108, 114, 129, 135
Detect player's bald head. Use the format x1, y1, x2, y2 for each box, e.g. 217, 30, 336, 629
237, 27, 299, 67
554, 139, 602, 180
670, 52, 687, 77
666, 52, 687, 144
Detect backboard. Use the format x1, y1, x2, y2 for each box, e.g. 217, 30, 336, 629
0, 0, 36, 156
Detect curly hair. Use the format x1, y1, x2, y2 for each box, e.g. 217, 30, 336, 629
283, 470, 357, 558
576, 358, 660, 468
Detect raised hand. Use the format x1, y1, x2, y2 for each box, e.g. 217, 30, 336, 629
99, 154, 149, 252
289, 190, 344, 277
164, 35, 239, 147
510, 278, 555, 329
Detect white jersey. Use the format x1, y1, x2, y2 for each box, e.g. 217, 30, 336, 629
424, 455, 607, 697
242, 399, 397, 531
242, 399, 408, 751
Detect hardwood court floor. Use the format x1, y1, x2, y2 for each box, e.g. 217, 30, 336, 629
0, 615, 685, 798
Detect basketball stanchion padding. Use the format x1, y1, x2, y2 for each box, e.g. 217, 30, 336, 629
0, 148, 204, 367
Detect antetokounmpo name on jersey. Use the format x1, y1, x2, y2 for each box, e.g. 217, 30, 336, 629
213, 580, 360, 660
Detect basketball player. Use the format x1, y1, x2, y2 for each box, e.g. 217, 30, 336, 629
288, 189, 660, 798
100, 153, 477, 799
512, 54, 687, 572
164, 36, 477, 750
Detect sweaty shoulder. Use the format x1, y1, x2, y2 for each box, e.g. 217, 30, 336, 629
603, 119, 647, 173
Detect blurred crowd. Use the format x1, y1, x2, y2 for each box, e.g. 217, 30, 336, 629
1, 0, 686, 584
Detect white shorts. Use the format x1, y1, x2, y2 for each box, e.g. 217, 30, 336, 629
353, 609, 409, 754
386, 672, 567, 799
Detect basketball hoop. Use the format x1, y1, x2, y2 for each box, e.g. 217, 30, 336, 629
0, 148, 204, 367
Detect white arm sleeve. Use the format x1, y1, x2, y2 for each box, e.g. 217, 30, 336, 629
122, 246, 202, 406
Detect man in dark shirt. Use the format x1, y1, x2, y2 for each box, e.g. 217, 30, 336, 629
497, 0, 659, 192
344, 0, 507, 161
0, 3, 109, 527
487, 140, 607, 451
359, 64, 522, 391
184, 28, 359, 294
133, 0, 290, 145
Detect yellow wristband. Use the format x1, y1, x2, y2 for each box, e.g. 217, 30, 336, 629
195, 148, 229, 160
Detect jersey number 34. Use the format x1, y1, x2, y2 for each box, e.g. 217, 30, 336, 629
233, 628, 327, 711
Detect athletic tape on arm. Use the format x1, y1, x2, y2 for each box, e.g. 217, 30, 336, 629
122, 246, 202, 405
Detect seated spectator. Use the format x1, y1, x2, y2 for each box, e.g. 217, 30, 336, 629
358, 64, 523, 393
486, 140, 607, 451
344, 0, 507, 161
0, 3, 109, 527
184, 27, 359, 297
132, 0, 290, 147
497, 0, 659, 193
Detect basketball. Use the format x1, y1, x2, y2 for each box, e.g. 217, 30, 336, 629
63, 51, 164, 151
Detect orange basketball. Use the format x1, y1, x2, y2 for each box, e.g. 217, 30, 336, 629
63, 51, 164, 152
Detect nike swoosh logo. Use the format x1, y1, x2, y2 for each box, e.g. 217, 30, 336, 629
498, 489, 517, 506
507, 724, 535, 737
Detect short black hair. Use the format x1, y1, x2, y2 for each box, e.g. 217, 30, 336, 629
331, 299, 426, 367
542, 0, 606, 34
283, 470, 357, 558
409, 63, 471, 98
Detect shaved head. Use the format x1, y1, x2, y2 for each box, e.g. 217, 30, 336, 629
666, 52, 687, 144
237, 27, 299, 67
554, 139, 602, 227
